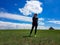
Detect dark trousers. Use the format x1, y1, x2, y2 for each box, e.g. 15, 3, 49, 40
30, 25, 37, 35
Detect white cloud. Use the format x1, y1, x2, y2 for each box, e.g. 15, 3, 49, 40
0, 21, 47, 29
0, 12, 45, 29
0, 12, 44, 24
0, 21, 16, 29
38, 22, 45, 25
48, 20, 60, 24
19, 1, 43, 15
0, 12, 32, 22
38, 18, 45, 25
0, 21, 31, 29
39, 18, 44, 21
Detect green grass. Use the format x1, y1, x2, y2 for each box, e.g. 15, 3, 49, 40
0, 30, 60, 45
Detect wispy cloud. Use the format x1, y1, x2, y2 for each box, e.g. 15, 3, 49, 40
0, 21, 47, 29
38, 18, 45, 25
0, 12, 47, 29
38, 22, 45, 25
0, 12, 32, 22
48, 20, 60, 24
0, 12, 44, 23
0, 21, 31, 29
19, 1, 43, 15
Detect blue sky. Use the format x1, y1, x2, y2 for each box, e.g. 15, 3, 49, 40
0, 0, 60, 29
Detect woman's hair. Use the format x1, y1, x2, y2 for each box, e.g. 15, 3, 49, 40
34, 14, 37, 17
34, 14, 37, 16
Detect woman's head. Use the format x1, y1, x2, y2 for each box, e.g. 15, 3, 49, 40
34, 14, 37, 17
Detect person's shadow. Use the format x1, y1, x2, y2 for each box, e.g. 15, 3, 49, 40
23, 35, 32, 38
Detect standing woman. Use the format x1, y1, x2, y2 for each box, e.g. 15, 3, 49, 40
29, 14, 38, 37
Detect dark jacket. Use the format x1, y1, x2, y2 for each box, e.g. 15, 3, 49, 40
32, 17, 38, 26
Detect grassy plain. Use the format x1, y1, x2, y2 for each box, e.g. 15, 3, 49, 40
0, 29, 60, 45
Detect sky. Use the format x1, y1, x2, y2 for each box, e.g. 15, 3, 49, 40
0, 0, 60, 29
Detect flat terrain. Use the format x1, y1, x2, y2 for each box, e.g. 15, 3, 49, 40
0, 30, 60, 45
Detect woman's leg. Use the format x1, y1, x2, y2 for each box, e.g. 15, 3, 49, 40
35, 26, 37, 35
30, 25, 34, 36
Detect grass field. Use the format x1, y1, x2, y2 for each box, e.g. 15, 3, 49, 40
0, 29, 60, 45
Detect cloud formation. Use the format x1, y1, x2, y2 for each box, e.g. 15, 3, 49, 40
48, 20, 60, 24
0, 21, 47, 29
0, 12, 45, 29
19, 1, 43, 15
0, 12, 44, 23
0, 12, 32, 22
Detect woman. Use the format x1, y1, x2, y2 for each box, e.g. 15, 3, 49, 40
29, 14, 38, 37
